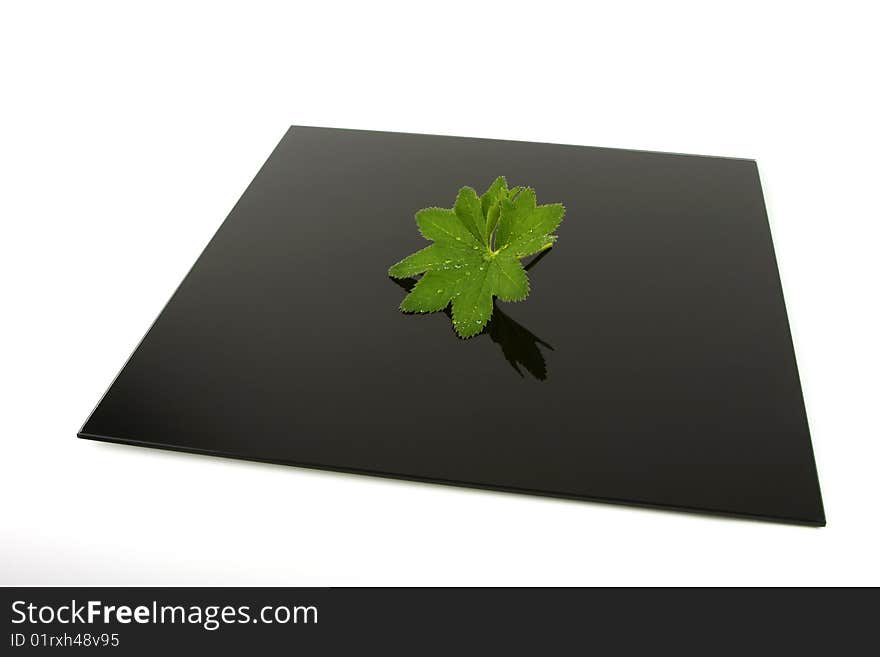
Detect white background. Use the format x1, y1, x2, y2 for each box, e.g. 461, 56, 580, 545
2, 1, 878, 586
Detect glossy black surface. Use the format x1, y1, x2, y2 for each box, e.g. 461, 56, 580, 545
80, 126, 824, 525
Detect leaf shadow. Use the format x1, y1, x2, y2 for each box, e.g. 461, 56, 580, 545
390, 249, 555, 381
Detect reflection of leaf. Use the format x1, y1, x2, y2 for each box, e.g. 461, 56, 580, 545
388, 177, 564, 338
390, 249, 554, 380
486, 306, 554, 380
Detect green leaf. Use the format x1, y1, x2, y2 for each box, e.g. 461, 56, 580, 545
389, 177, 564, 338
480, 176, 507, 239
454, 186, 487, 245
509, 233, 558, 259
388, 241, 477, 278
415, 207, 477, 244
489, 254, 529, 301
480, 176, 507, 215
496, 190, 564, 260
486, 203, 501, 243
495, 188, 536, 249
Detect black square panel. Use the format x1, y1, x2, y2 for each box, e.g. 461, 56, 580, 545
80, 126, 824, 525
